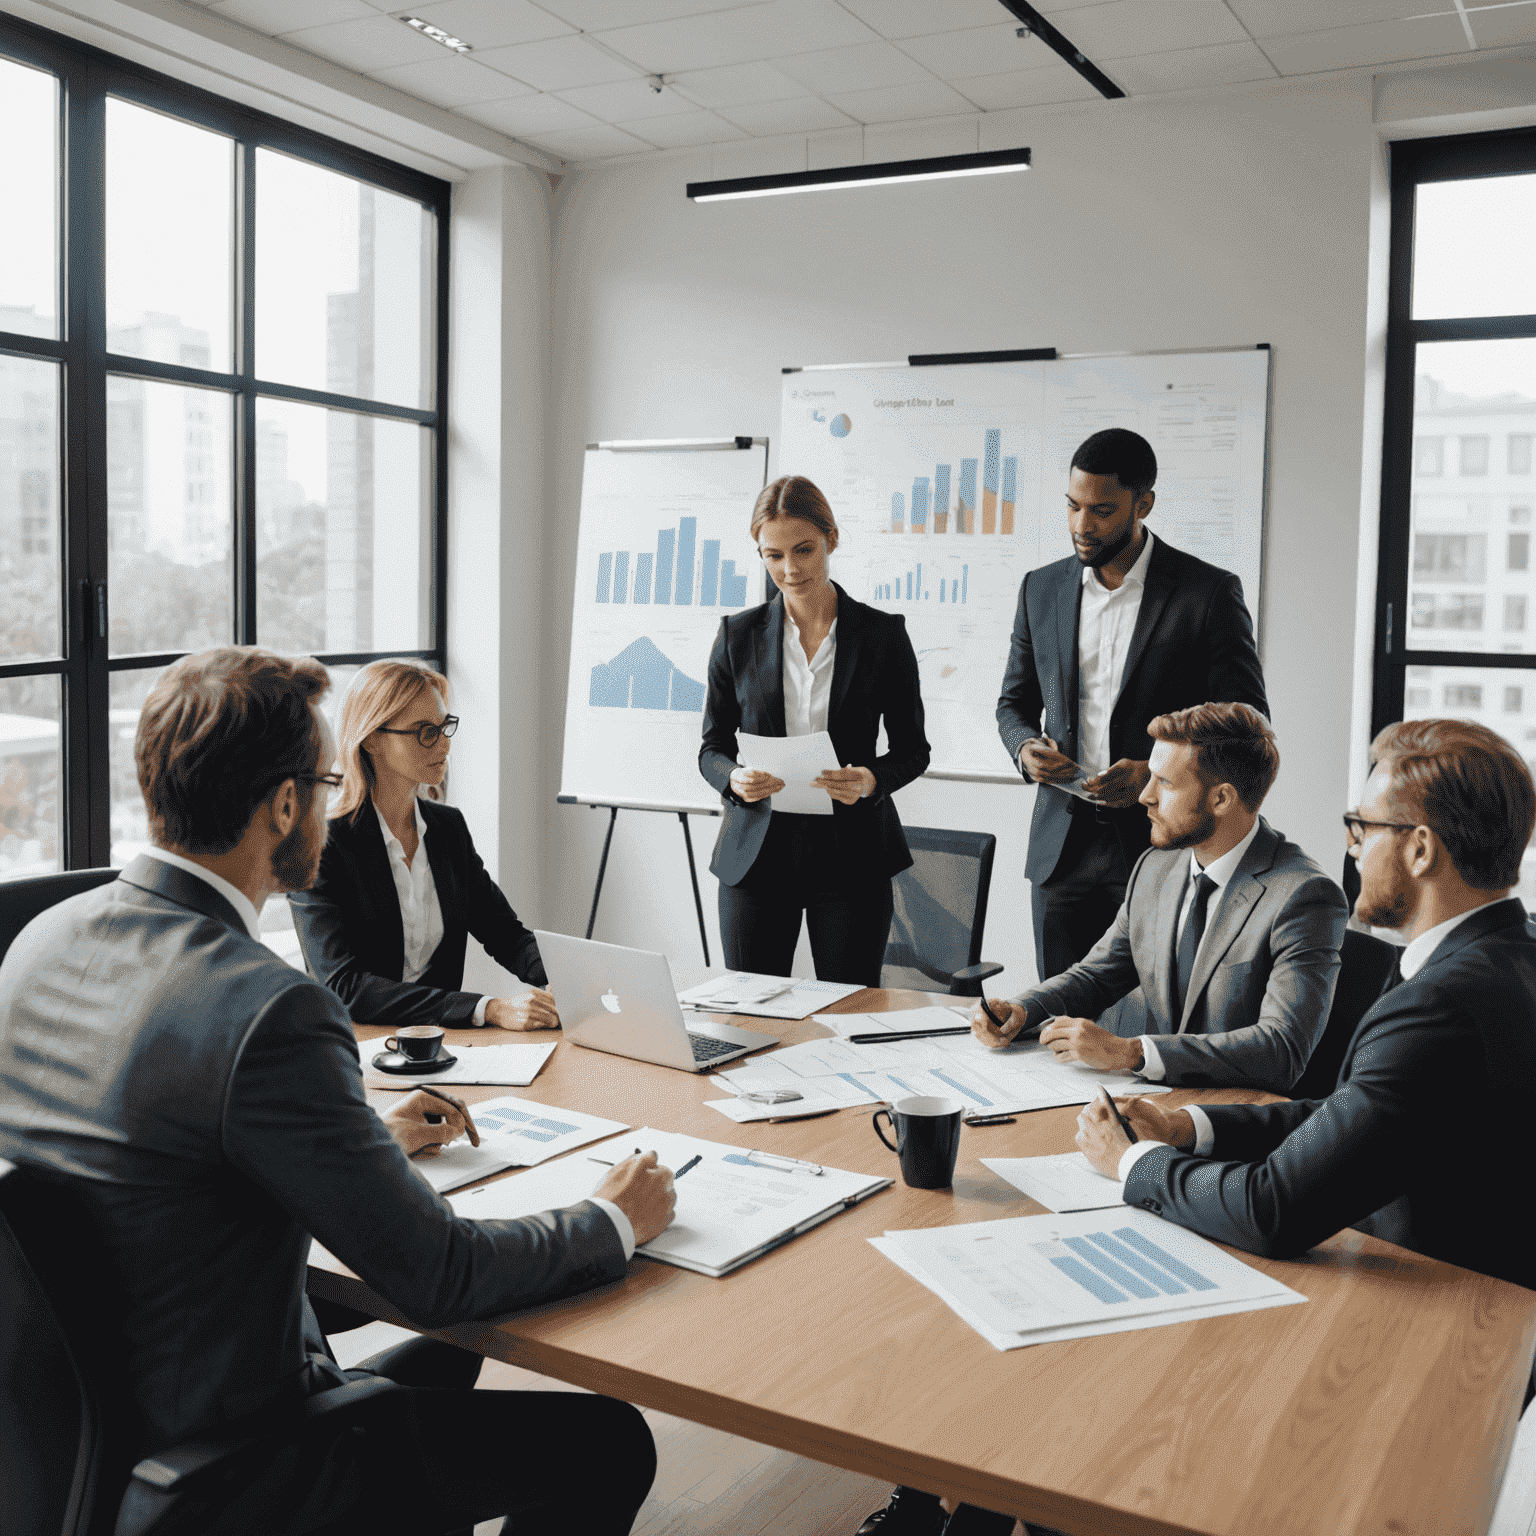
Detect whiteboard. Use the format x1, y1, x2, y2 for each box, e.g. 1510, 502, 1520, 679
559, 442, 769, 814
779, 349, 1270, 781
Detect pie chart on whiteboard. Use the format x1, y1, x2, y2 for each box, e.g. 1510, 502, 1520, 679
829, 413, 851, 437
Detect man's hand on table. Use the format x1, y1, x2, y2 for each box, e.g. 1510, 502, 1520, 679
384, 1089, 479, 1159
595, 1150, 677, 1246
486, 987, 560, 1031
970, 997, 1030, 1047
1075, 1093, 1197, 1179
1040, 1016, 1143, 1072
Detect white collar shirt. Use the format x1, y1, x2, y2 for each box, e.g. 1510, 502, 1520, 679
1076, 529, 1155, 776
141, 846, 263, 940
1399, 898, 1508, 980
782, 612, 838, 737
374, 800, 444, 984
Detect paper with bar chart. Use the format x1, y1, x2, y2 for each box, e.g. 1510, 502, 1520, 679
780, 350, 1269, 778
561, 444, 768, 813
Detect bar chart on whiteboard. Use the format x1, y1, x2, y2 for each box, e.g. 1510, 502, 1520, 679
779, 350, 1269, 779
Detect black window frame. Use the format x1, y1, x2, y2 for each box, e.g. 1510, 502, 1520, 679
0, 13, 451, 871
1374, 125, 1536, 737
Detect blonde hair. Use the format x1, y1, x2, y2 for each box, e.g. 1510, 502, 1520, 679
331, 658, 450, 823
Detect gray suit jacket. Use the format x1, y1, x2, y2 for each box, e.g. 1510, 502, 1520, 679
0, 856, 625, 1459
1008, 818, 1348, 1092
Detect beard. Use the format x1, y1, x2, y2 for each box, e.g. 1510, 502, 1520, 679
271, 809, 325, 893
1354, 873, 1412, 930
1077, 524, 1135, 569
1150, 805, 1218, 851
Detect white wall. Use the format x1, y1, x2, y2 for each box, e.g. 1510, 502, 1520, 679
540, 74, 1389, 994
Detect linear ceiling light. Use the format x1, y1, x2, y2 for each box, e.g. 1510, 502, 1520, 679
401, 17, 473, 53
998, 1, 1123, 99
687, 146, 1030, 203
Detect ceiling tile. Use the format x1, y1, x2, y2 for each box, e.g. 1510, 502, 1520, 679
455, 93, 600, 134
827, 79, 978, 123
612, 108, 748, 148
717, 96, 857, 134
1104, 38, 1279, 95
520, 123, 652, 160
556, 77, 701, 121
666, 61, 807, 108
475, 33, 637, 90
949, 63, 1100, 111
538, 0, 774, 27
834, 0, 1005, 40
1260, 13, 1472, 73
378, 0, 573, 49
1466, 4, 1536, 49
209, 0, 379, 34
898, 23, 1057, 81
366, 55, 536, 106
774, 40, 935, 95
595, 0, 879, 74
1053, 1, 1249, 59
281, 15, 447, 70
1225, 0, 1434, 38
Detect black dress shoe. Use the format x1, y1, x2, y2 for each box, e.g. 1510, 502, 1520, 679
856, 1486, 947, 1536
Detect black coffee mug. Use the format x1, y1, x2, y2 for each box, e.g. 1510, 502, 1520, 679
383, 1025, 444, 1063
872, 1095, 964, 1189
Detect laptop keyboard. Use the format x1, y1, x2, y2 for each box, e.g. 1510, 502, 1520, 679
689, 1033, 742, 1062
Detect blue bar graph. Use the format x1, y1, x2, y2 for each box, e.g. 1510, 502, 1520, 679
613, 551, 629, 603
884, 429, 1019, 536
1063, 1236, 1159, 1299
634, 552, 653, 604
596, 522, 746, 608
1101, 1228, 1219, 1292
720, 560, 746, 606
891, 491, 905, 533
911, 477, 930, 530
673, 517, 696, 605
1049, 1255, 1126, 1306
596, 552, 613, 603
957, 458, 978, 533
933, 464, 951, 533
701, 540, 720, 605
655, 528, 675, 606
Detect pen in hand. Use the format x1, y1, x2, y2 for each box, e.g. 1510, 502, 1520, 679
674, 1155, 702, 1179
417, 1085, 479, 1147
1098, 1085, 1138, 1144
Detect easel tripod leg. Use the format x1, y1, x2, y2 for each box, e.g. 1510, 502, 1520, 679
586, 805, 619, 940
678, 812, 710, 966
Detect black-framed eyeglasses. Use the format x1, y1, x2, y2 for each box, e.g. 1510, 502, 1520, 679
376, 716, 459, 749
1342, 812, 1419, 848
297, 772, 345, 791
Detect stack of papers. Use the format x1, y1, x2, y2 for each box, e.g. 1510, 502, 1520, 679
814, 1006, 971, 1038
982, 1153, 1126, 1212
677, 972, 865, 1020
735, 730, 839, 815
451, 1126, 890, 1276
410, 1096, 630, 1194
873, 1208, 1305, 1351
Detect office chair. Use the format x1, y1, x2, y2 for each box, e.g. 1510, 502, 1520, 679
1289, 927, 1396, 1101
0, 1159, 407, 1536
0, 869, 120, 966
882, 827, 1004, 997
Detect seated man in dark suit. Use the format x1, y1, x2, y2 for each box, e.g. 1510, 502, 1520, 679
973, 702, 1348, 1094
0, 647, 676, 1536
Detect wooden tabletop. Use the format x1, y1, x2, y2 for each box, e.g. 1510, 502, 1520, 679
311, 990, 1536, 1536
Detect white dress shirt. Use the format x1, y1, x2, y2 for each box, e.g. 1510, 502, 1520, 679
782, 612, 837, 736
1075, 530, 1155, 777
374, 801, 490, 1028
1138, 816, 1264, 1082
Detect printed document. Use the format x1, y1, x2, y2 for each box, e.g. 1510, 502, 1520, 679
982, 1153, 1126, 1212
411, 1096, 630, 1194
411, 1042, 557, 1086
735, 730, 840, 815
814, 1006, 971, 1038
678, 972, 864, 1020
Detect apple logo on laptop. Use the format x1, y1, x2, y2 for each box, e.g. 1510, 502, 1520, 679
600, 990, 622, 1014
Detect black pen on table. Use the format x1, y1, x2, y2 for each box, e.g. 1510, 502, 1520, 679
416, 1085, 479, 1147
1097, 1085, 1138, 1143
674, 1155, 702, 1179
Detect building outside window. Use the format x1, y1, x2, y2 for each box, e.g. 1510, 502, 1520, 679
1460, 435, 1491, 475
1416, 436, 1444, 475
1508, 686, 1525, 712
1512, 532, 1531, 571
1512, 433, 1533, 473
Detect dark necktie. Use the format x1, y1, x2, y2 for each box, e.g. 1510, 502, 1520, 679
1174, 871, 1218, 1021
1378, 950, 1404, 999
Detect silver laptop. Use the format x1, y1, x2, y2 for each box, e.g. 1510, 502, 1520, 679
535, 931, 768, 1073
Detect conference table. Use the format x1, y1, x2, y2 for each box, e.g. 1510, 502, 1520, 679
309, 988, 1536, 1536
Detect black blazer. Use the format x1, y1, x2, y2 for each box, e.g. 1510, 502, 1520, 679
995, 536, 1268, 884
290, 799, 545, 1029
1124, 899, 1536, 1292
699, 584, 931, 888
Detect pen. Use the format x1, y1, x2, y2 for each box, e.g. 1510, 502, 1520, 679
848, 1026, 970, 1044
587, 1146, 646, 1167
674, 1155, 702, 1179
745, 1149, 823, 1176
964, 1113, 1016, 1127
1098, 1085, 1138, 1143
416, 1085, 479, 1147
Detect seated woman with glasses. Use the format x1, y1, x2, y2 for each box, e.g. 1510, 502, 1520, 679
290, 658, 558, 1032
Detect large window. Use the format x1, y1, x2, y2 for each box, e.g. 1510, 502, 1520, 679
0, 16, 448, 882
1376, 127, 1536, 903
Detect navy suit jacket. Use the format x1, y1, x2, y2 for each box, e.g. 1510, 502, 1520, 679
699, 584, 930, 887
290, 798, 545, 1029
1124, 898, 1536, 1292
995, 537, 1268, 884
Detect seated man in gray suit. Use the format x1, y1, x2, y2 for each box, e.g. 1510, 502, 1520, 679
0, 647, 675, 1536
973, 701, 1348, 1094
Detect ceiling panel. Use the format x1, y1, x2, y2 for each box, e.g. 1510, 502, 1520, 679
1225, 0, 1438, 38
949, 63, 1100, 111
281, 15, 447, 71
208, 0, 378, 33
556, 78, 702, 121
475, 33, 637, 90
826, 79, 979, 123
1104, 39, 1279, 95
717, 96, 858, 134
540, 0, 774, 28
897, 23, 1056, 81
1055, 1, 1250, 59
613, 108, 748, 148
666, 61, 808, 108
365, 55, 533, 107
1466, 5, 1536, 49
521, 123, 653, 159
595, 0, 879, 74
834, 0, 1012, 38
455, 92, 600, 134
381, 0, 573, 49
774, 40, 936, 94
1260, 13, 1471, 73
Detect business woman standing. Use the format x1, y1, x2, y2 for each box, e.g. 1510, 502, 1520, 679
290, 659, 559, 1030
699, 476, 930, 986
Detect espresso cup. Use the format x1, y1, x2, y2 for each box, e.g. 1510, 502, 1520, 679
383, 1025, 445, 1063
872, 1095, 964, 1189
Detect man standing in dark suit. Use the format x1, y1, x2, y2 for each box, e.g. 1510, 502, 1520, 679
996, 428, 1269, 982
0, 648, 675, 1536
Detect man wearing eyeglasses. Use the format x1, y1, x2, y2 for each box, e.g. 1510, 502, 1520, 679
1074, 717, 1536, 1326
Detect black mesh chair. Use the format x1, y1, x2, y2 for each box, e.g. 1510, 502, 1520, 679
882, 827, 1004, 997
0, 870, 120, 965
1289, 927, 1396, 1101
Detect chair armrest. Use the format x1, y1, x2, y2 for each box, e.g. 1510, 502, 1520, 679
950, 961, 1004, 997
130, 1376, 400, 1493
